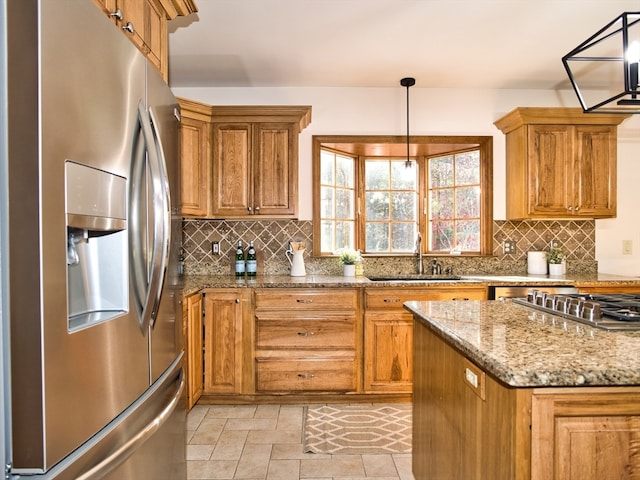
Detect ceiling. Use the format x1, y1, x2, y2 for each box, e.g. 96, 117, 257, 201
168, 0, 640, 90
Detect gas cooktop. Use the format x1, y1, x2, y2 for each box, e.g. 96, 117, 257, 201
512, 291, 640, 331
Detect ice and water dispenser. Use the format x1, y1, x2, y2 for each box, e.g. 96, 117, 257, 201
65, 161, 128, 331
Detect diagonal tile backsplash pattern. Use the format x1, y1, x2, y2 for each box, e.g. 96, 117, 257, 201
183, 218, 596, 276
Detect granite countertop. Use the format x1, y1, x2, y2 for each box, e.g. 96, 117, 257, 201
181, 272, 640, 296
405, 299, 640, 388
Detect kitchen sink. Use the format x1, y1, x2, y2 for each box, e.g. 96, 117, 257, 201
367, 275, 462, 282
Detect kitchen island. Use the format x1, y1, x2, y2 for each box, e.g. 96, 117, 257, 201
405, 299, 640, 480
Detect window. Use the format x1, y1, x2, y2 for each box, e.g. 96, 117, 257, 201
313, 135, 493, 256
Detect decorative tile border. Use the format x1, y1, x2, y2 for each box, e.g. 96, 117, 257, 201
182, 219, 597, 276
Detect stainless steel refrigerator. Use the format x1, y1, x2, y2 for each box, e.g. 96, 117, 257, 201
1, 0, 185, 478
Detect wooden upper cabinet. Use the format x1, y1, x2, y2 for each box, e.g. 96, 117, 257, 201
91, 0, 197, 81
494, 107, 630, 220
212, 122, 297, 217
177, 100, 312, 219
179, 99, 211, 217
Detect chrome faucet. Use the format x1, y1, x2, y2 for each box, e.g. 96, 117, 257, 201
415, 233, 423, 274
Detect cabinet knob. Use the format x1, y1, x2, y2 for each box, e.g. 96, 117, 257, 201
247, 207, 252, 212
109, 8, 123, 20
122, 22, 134, 34
255, 206, 260, 212
235, 298, 240, 303
575, 206, 580, 211
568, 206, 573, 211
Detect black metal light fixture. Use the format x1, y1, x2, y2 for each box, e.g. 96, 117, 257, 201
563, 12, 640, 113
400, 77, 416, 167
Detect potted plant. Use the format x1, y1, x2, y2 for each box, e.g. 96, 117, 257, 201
335, 246, 361, 276
547, 247, 565, 276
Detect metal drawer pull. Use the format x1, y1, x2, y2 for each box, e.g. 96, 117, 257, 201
122, 22, 134, 34
452, 297, 470, 301
109, 9, 123, 20
297, 331, 315, 336
296, 299, 313, 303
383, 298, 401, 303
297, 373, 315, 379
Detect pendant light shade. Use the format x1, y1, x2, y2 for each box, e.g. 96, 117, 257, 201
563, 12, 640, 113
400, 77, 415, 167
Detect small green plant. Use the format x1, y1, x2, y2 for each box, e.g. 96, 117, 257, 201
547, 246, 565, 264
334, 246, 361, 265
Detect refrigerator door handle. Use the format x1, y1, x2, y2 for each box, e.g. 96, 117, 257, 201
130, 101, 167, 333
147, 106, 171, 329
74, 369, 185, 480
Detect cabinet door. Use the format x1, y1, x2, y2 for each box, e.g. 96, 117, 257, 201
364, 312, 412, 392
531, 389, 640, 480
180, 116, 211, 217
184, 293, 203, 410
573, 125, 616, 217
203, 291, 243, 394
528, 125, 572, 216
117, 0, 147, 53
253, 123, 297, 216
211, 124, 252, 217
144, 0, 167, 79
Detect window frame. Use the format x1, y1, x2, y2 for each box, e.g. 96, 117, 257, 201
312, 135, 493, 257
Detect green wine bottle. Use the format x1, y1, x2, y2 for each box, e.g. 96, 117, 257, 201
234, 241, 245, 276
246, 241, 257, 276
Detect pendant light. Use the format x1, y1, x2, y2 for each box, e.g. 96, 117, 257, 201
400, 77, 416, 167
563, 12, 640, 113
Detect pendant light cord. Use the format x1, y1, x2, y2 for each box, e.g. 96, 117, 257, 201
400, 77, 415, 167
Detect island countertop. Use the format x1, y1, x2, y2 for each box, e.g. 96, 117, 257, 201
404, 299, 640, 388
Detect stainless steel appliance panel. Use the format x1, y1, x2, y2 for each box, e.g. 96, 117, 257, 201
7, 0, 162, 474
146, 62, 183, 383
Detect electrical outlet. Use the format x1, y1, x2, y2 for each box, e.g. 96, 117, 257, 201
211, 241, 220, 255
503, 240, 516, 254
623, 239, 633, 255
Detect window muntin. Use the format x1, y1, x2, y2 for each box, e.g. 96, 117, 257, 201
319, 149, 355, 253
364, 159, 418, 253
427, 150, 481, 253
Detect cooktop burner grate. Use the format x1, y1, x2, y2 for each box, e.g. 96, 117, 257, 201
512, 291, 640, 331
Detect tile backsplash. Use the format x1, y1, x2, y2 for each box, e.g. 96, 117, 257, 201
182, 218, 597, 276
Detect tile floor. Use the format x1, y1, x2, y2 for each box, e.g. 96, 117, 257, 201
186, 404, 415, 480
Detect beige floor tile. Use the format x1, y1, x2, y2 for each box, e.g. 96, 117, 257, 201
226, 417, 278, 431
247, 429, 302, 445
276, 406, 304, 430
206, 405, 257, 419
187, 444, 215, 461
361, 454, 398, 477
235, 443, 272, 479
187, 405, 210, 429
300, 455, 365, 478
266, 459, 300, 480
392, 454, 414, 480
190, 418, 227, 445
187, 459, 237, 480
271, 444, 332, 461
255, 404, 282, 418
211, 429, 249, 461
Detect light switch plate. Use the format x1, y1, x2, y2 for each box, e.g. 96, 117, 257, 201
623, 239, 633, 255
212, 241, 220, 255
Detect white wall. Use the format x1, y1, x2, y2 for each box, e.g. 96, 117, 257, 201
172, 86, 640, 276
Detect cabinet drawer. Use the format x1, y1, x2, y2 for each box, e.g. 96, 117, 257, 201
365, 287, 486, 309
256, 357, 356, 392
256, 314, 356, 349
255, 289, 358, 310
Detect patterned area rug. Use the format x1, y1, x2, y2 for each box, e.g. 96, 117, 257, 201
303, 404, 412, 454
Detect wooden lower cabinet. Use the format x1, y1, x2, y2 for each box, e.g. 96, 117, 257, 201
184, 292, 203, 410
364, 286, 487, 393
413, 317, 640, 480
253, 288, 359, 393
203, 289, 245, 394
